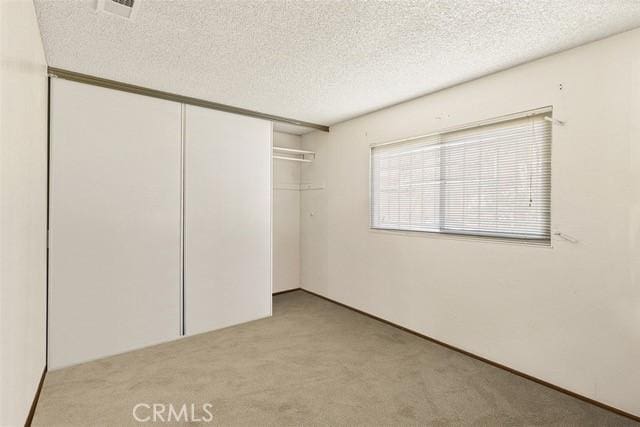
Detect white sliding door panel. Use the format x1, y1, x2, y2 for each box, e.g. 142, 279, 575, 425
185, 105, 272, 335
49, 79, 182, 369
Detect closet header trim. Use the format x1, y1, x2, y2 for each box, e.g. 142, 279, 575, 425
47, 67, 330, 133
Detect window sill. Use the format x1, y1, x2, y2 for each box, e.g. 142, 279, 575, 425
368, 227, 553, 248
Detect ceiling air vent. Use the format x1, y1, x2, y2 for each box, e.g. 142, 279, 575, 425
97, 0, 139, 20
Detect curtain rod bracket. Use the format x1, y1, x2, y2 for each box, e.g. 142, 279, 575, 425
553, 232, 578, 243
544, 116, 565, 126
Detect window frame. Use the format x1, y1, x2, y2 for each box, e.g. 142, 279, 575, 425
368, 106, 553, 245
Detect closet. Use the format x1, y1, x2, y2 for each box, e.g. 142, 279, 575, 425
48, 79, 271, 369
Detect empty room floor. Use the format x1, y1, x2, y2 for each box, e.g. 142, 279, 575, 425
33, 291, 635, 426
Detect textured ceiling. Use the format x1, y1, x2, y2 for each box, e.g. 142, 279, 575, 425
35, 0, 640, 133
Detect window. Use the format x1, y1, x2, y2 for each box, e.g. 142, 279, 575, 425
370, 109, 551, 241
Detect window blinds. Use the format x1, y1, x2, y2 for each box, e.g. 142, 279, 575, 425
370, 111, 551, 241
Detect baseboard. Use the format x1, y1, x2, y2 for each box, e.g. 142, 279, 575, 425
24, 366, 47, 427
300, 289, 640, 423
272, 287, 302, 296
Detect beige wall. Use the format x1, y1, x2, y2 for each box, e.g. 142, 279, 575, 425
301, 28, 640, 416
273, 132, 302, 292
0, 0, 48, 424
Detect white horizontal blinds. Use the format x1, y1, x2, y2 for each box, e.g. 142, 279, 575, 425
371, 135, 442, 232
440, 114, 551, 239
370, 111, 551, 240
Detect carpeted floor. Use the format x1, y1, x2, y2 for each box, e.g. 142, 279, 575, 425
33, 290, 636, 426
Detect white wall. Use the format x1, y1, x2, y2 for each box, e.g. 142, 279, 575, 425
0, 0, 48, 424
273, 132, 302, 292
301, 28, 640, 416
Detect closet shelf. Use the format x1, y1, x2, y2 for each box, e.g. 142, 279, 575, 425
273, 146, 315, 155
272, 155, 312, 163
272, 146, 315, 163
273, 183, 326, 191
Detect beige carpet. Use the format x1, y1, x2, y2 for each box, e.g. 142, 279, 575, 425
33, 290, 636, 426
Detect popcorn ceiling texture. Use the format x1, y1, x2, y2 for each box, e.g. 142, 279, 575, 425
34, 0, 640, 130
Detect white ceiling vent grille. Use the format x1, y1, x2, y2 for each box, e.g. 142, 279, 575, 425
97, 0, 139, 20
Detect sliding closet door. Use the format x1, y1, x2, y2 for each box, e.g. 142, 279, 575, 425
185, 105, 272, 335
49, 79, 182, 369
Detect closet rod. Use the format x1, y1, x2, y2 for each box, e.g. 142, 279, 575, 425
273, 155, 313, 163
47, 67, 330, 133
